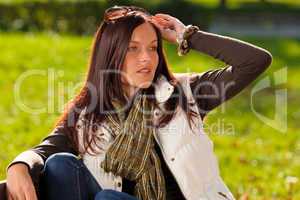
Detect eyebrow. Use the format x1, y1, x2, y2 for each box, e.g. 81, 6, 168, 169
130, 39, 157, 44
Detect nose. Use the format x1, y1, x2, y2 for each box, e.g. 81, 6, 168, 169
139, 48, 151, 63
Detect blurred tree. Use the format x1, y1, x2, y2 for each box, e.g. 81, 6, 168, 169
220, 0, 226, 8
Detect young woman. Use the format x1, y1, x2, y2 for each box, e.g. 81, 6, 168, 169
5, 5, 272, 200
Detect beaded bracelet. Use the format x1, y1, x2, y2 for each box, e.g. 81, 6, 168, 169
176, 25, 200, 56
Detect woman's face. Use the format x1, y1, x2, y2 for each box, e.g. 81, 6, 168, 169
121, 22, 159, 94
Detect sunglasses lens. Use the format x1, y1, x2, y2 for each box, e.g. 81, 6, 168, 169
105, 7, 128, 21
104, 6, 148, 23
109, 10, 127, 20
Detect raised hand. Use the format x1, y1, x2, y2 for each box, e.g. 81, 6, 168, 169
148, 13, 186, 44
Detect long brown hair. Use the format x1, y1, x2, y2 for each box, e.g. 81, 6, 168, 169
55, 5, 197, 155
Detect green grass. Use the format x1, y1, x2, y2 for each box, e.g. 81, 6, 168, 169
1, 0, 300, 7
187, 0, 300, 8
0, 31, 299, 199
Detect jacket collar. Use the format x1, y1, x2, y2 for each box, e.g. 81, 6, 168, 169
154, 74, 174, 103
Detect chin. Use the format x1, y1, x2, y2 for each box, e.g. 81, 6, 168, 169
138, 83, 151, 89
136, 80, 153, 89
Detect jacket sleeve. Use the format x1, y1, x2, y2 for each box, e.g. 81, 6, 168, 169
187, 30, 273, 119
6, 125, 77, 195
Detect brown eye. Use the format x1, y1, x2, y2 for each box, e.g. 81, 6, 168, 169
150, 46, 158, 51
128, 46, 137, 51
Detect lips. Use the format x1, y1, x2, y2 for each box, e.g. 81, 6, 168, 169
137, 67, 151, 73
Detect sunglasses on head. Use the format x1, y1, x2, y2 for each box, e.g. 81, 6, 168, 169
104, 5, 151, 24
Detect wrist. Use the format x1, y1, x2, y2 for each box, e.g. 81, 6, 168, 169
176, 25, 187, 45
7, 162, 30, 174
177, 24, 200, 56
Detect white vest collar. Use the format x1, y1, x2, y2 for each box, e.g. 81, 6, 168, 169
154, 74, 175, 103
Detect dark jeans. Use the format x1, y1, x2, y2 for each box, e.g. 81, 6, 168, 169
41, 152, 138, 200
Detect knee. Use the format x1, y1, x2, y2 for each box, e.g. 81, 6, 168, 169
95, 190, 119, 200
95, 189, 137, 200
44, 152, 80, 176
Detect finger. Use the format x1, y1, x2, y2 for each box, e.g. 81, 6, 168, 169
7, 190, 18, 200
12, 190, 26, 200
153, 16, 176, 28
25, 192, 38, 200
154, 13, 176, 21
7, 191, 14, 200
150, 18, 164, 28
154, 13, 173, 18
150, 20, 166, 33
152, 15, 173, 24
151, 17, 173, 29
23, 177, 38, 200
18, 192, 26, 200
25, 186, 38, 200
7, 188, 16, 200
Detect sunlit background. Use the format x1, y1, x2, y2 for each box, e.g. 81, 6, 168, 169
0, 0, 299, 199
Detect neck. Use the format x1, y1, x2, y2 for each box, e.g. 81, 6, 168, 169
122, 84, 140, 102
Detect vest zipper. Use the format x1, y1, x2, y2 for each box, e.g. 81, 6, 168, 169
218, 191, 231, 200
153, 128, 189, 200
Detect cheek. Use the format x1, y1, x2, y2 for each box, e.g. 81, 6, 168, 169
121, 55, 138, 83
122, 54, 138, 72
121, 52, 159, 84
152, 53, 159, 68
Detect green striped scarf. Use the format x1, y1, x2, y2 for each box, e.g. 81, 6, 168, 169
100, 90, 166, 200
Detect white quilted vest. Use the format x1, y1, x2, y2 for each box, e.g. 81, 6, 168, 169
77, 73, 235, 200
